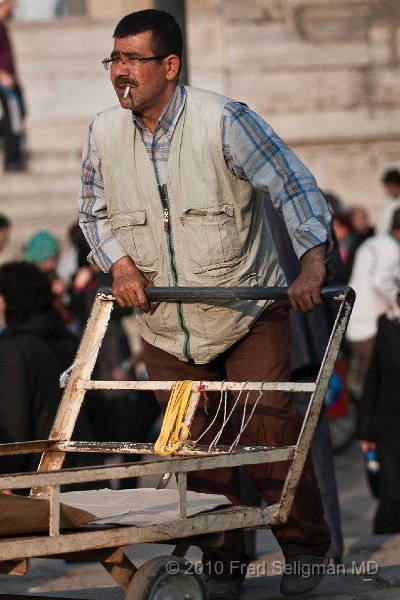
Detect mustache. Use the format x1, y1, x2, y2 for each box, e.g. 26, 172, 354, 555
116, 77, 138, 87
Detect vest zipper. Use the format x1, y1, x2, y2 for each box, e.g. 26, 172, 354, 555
158, 184, 191, 360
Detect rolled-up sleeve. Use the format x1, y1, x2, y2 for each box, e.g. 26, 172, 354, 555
222, 103, 332, 260
78, 124, 127, 272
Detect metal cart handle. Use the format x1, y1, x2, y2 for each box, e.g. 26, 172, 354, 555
98, 285, 351, 302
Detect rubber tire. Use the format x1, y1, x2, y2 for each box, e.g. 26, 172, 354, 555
125, 555, 207, 600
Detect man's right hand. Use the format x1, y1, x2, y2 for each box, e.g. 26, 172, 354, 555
111, 256, 152, 311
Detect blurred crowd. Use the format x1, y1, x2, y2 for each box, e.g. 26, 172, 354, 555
328, 168, 400, 535
0, 219, 161, 491
1, 3, 399, 586
1, 96, 400, 529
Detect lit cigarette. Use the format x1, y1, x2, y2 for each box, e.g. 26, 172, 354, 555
124, 86, 130, 99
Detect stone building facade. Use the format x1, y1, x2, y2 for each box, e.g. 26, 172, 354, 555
2, 0, 400, 260
186, 0, 400, 216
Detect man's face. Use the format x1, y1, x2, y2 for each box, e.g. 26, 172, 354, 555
384, 182, 400, 199
109, 31, 175, 117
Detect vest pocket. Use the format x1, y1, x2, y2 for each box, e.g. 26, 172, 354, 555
110, 210, 156, 268
182, 204, 241, 269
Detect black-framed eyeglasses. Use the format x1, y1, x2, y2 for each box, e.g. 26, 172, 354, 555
102, 54, 169, 71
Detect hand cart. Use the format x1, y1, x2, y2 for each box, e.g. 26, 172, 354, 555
0, 286, 354, 599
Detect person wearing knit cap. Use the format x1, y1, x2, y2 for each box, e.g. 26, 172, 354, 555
23, 230, 60, 270
24, 231, 71, 326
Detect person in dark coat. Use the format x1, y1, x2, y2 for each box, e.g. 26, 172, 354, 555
0, 261, 96, 481
239, 198, 345, 562
264, 200, 344, 562
358, 310, 400, 534
0, 0, 26, 172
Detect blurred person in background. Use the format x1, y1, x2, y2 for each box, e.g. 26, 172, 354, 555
0, 213, 10, 253
23, 230, 60, 275
345, 208, 400, 402
322, 191, 343, 217
23, 230, 72, 327
0, 0, 26, 172
57, 221, 98, 294
0, 261, 98, 485
319, 191, 350, 289
358, 292, 400, 534
57, 222, 85, 290
332, 211, 358, 283
260, 201, 345, 563
0, 214, 11, 331
350, 205, 374, 247
376, 169, 400, 234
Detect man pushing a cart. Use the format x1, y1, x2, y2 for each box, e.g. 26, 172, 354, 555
79, 9, 333, 598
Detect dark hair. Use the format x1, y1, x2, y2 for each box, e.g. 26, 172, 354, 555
382, 169, 400, 186
391, 208, 400, 230
321, 191, 342, 216
333, 211, 354, 231
0, 214, 10, 229
0, 261, 53, 325
113, 9, 183, 61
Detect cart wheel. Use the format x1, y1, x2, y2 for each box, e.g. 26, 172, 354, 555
125, 555, 207, 600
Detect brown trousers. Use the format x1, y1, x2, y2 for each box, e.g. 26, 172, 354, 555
143, 301, 330, 576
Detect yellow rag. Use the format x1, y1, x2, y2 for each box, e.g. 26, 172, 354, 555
154, 380, 193, 456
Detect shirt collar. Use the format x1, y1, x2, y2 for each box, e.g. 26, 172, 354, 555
132, 84, 186, 138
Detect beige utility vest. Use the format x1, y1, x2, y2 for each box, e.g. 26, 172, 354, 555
92, 86, 286, 363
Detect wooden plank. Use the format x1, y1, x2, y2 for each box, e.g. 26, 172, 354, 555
49, 486, 60, 537
177, 472, 187, 519
83, 380, 317, 392
100, 547, 137, 592
0, 446, 295, 491
0, 503, 280, 563
0, 441, 59, 456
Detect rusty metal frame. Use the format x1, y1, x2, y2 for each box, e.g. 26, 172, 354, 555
0, 286, 354, 594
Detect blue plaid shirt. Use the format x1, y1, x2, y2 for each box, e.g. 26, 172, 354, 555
79, 84, 331, 271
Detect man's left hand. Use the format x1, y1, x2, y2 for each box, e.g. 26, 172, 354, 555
288, 244, 326, 312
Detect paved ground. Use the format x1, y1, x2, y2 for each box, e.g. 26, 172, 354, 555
1, 442, 399, 599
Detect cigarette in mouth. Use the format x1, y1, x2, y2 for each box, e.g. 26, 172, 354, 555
123, 85, 130, 99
